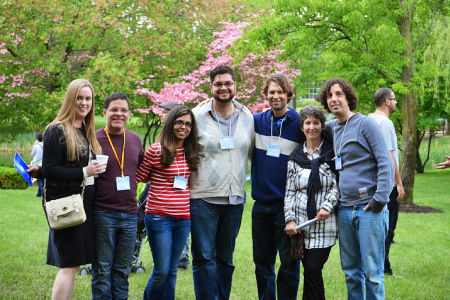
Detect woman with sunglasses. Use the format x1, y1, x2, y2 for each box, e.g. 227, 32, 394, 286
136, 106, 199, 300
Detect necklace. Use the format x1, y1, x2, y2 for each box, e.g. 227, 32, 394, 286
375, 110, 388, 117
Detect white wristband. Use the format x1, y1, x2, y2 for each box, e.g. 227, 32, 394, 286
83, 167, 88, 179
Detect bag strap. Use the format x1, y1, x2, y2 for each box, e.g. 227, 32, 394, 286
44, 176, 86, 203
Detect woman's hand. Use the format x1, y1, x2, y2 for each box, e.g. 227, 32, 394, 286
316, 208, 330, 222
285, 220, 298, 236
85, 161, 107, 177
196, 98, 212, 108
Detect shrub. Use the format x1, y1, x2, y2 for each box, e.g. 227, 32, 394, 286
0, 167, 30, 189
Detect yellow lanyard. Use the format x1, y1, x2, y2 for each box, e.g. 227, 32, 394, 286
104, 128, 126, 177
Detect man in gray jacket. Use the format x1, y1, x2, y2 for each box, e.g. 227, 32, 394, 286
319, 78, 393, 300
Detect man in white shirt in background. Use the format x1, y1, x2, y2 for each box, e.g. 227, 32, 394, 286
370, 88, 405, 277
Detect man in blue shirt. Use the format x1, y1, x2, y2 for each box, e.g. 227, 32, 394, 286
251, 74, 305, 299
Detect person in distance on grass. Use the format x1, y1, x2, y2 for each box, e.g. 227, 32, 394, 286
91, 92, 144, 299
251, 73, 305, 300
30, 131, 44, 197
159, 100, 180, 123
369, 88, 405, 277
190, 65, 254, 300
318, 78, 393, 300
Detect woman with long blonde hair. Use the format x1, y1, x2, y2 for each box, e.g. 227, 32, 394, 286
42, 79, 105, 299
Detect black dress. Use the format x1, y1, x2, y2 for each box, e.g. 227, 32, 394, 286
42, 124, 95, 268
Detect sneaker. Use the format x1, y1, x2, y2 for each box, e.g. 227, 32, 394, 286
178, 266, 188, 270
384, 270, 393, 276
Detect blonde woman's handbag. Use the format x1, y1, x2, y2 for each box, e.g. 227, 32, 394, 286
44, 179, 86, 230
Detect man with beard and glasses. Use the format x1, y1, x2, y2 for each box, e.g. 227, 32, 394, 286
190, 65, 254, 300
369, 88, 404, 278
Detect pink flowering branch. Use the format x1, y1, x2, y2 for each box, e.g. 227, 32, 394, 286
135, 20, 301, 114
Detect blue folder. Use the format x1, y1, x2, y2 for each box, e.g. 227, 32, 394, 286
14, 152, 32, 186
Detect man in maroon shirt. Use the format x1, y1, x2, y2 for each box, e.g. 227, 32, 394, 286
92, 92, 144, 299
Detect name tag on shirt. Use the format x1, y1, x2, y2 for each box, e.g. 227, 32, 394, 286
173, 176, 188, 190
335, 157, 342, 170
220, 137, 235, 150
266, 144, 281, 158
116, 176, 131, 191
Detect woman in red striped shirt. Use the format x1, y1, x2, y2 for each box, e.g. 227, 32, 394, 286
136, 106, 199, 300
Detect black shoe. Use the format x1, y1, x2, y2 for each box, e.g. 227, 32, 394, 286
384, 270, 393, 276
178, 266, 188, 270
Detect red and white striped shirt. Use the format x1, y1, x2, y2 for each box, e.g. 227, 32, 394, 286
136, 142, 191, 219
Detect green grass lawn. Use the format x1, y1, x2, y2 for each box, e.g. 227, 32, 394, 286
1, 173, 450, 299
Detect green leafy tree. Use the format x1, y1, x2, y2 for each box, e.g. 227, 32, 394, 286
0, 0, 244, 142
238, 0, 450, 204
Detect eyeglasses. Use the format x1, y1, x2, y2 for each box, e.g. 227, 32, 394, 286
108, 108, 130, 113
388, 98, 397, 101
212, 81, 234, 88
174, 120, 192, 128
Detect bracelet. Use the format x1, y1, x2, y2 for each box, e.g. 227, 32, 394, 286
83, 167, 88, 179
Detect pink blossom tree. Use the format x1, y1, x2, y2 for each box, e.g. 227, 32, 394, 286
135, 20, 301, 118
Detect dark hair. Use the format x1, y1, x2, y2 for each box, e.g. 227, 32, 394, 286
209, 66, 235, 83
317, 78, 358, 112
36, 132, 43, 142
159, 106, 199, 171
299, 105, 327, 130
263, 74, 294, 103
104, 92, 130, 110
374, 88, 393, 107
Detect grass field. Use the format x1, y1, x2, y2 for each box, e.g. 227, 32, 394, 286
1, 173, 450, 299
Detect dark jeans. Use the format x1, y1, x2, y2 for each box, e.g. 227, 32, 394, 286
36, 179, 43, 197
190, 199, 244, 300
302, 247, 332, 300
252, 201, 300, 300
385, 186, 400, 274
178, 235, 190, 268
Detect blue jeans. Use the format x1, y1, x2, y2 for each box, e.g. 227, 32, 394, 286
190, 199, 244, 300
92, 209, 137, 300
143, 214, 190, 300
252, 201, 300, 300
337, 205, 388, 300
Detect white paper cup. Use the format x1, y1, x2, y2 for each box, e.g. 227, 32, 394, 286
96, 155, 109, 164
95, 155, 109, 173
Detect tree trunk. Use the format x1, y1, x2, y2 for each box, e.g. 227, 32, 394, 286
400, 1, 419, 205
446, 119, 450, 135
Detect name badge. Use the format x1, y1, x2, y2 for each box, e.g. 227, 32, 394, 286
335, 157, 342, 170
173, 176, 188, 190
266, 144, 281, 158
116, 176, 131, 191
220, 137, 235, 150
